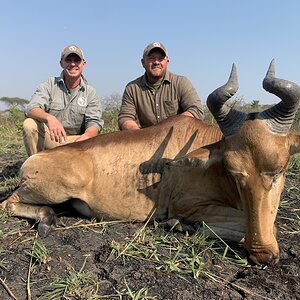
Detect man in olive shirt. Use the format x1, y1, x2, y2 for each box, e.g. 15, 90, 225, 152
23, 45, 103, 156
118, 42, 203, 130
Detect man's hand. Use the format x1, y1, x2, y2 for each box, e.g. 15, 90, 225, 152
46, 115, 67, 143
181, 111, 194, 118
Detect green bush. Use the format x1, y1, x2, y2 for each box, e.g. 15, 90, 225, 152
102, 107, 120, 133
7, 107, 25, 122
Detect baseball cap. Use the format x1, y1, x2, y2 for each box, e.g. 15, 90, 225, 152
143, 42, 168, 57
61, 45, 85, 60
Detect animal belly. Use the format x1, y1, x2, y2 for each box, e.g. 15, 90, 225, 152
90, 194, 155, 221
89, 172, 161, 221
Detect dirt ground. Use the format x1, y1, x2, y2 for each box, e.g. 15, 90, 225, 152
0, 151, 299, 300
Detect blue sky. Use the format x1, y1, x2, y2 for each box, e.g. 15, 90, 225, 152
1, 0, 300, 106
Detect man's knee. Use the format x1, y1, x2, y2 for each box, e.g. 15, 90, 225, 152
23, 118, 40, 134
23, 118, 46, 156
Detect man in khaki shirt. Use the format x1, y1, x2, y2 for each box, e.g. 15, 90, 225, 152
118, 42, 203, 130
23, 45, 103, 156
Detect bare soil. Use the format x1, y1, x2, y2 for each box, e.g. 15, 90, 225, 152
0, 151, 299, 300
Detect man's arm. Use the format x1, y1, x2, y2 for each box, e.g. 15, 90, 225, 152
179, 76, 204, 120
118, 85, 139, 130
26, 77, 67, 143
119, 119, 140, 130
76, 126, 99, 142
83, 87, 104, 134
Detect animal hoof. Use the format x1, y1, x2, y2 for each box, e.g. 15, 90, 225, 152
37, 208, 57, 238
248, 251, 279, 266
38, 223, 52, 238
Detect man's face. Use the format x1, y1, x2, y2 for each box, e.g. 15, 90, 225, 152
60, 53, 86, 79
142, 49, 169, 81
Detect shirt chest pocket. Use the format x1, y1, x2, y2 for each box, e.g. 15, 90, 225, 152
69, 104, 87, 127
49, 102, 65, 118
70, 104, 86, 115
164, 99, 179, 116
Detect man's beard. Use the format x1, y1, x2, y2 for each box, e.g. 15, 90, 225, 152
150, 68, 165, 78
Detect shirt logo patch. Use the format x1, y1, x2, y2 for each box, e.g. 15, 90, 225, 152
77, 97, 87, 107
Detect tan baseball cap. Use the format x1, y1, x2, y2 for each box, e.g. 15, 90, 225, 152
61, 45, 85, 60
143, 42, 168, 57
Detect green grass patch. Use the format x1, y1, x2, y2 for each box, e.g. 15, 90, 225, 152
0, 122, 25, 155
26, 239, 52, 267
290, 214, 300, 233
0, 208, 14, 222
40, 258, 100, 300
0, 176, 21, 196
116, 279, 158, 299
110, 223, 248, 283
287, 154, 300, 180
280, 214, 300, 234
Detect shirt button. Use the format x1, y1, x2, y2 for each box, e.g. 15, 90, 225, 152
156, 104, 158, 106
158, 116, 160, 119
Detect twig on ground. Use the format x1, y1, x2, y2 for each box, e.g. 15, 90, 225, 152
117, 208, 156, 258
5, 223, 35, 250
54, 219, 128, 231
0, 277, 18, 300
26, 233, 38, 300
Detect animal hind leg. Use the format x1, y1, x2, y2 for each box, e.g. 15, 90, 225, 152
1, 192, 57, 238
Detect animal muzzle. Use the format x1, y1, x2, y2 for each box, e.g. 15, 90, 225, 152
245, 241, 280, 266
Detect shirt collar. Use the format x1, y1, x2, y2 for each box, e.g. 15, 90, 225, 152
58, 71, 87, 91
141, 70, 171, 87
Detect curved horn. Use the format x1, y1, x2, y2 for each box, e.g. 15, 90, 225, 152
207, 64, 247, 136
259, 59, 300, 135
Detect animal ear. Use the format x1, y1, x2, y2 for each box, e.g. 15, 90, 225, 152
167, 156, 206, 168
186, 140, 225, 161
168, 140, 225, 168
288, 134, 300, 155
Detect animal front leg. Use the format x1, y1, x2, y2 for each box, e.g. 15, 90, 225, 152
169, 203, 246, 242
198, 223, 245, 242
160, 216, 245, 242
1, 192, 57, 238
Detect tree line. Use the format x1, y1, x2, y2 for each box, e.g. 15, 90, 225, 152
1, 95, 299, 133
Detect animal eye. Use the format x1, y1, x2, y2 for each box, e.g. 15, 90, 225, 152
261, 170, 284, 190
262, 169, 285, 182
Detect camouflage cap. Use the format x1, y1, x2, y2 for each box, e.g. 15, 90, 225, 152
143, 42, 168, 57
61, 45, 85, 60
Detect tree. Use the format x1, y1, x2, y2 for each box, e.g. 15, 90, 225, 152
101, 93, 122, 133
101, 93, 122, 110
0, 97, 29, 110
250, 100, 260, 110
292, 107, 300, 133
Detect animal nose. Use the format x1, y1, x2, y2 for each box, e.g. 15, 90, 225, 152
248, 251, 280, 266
